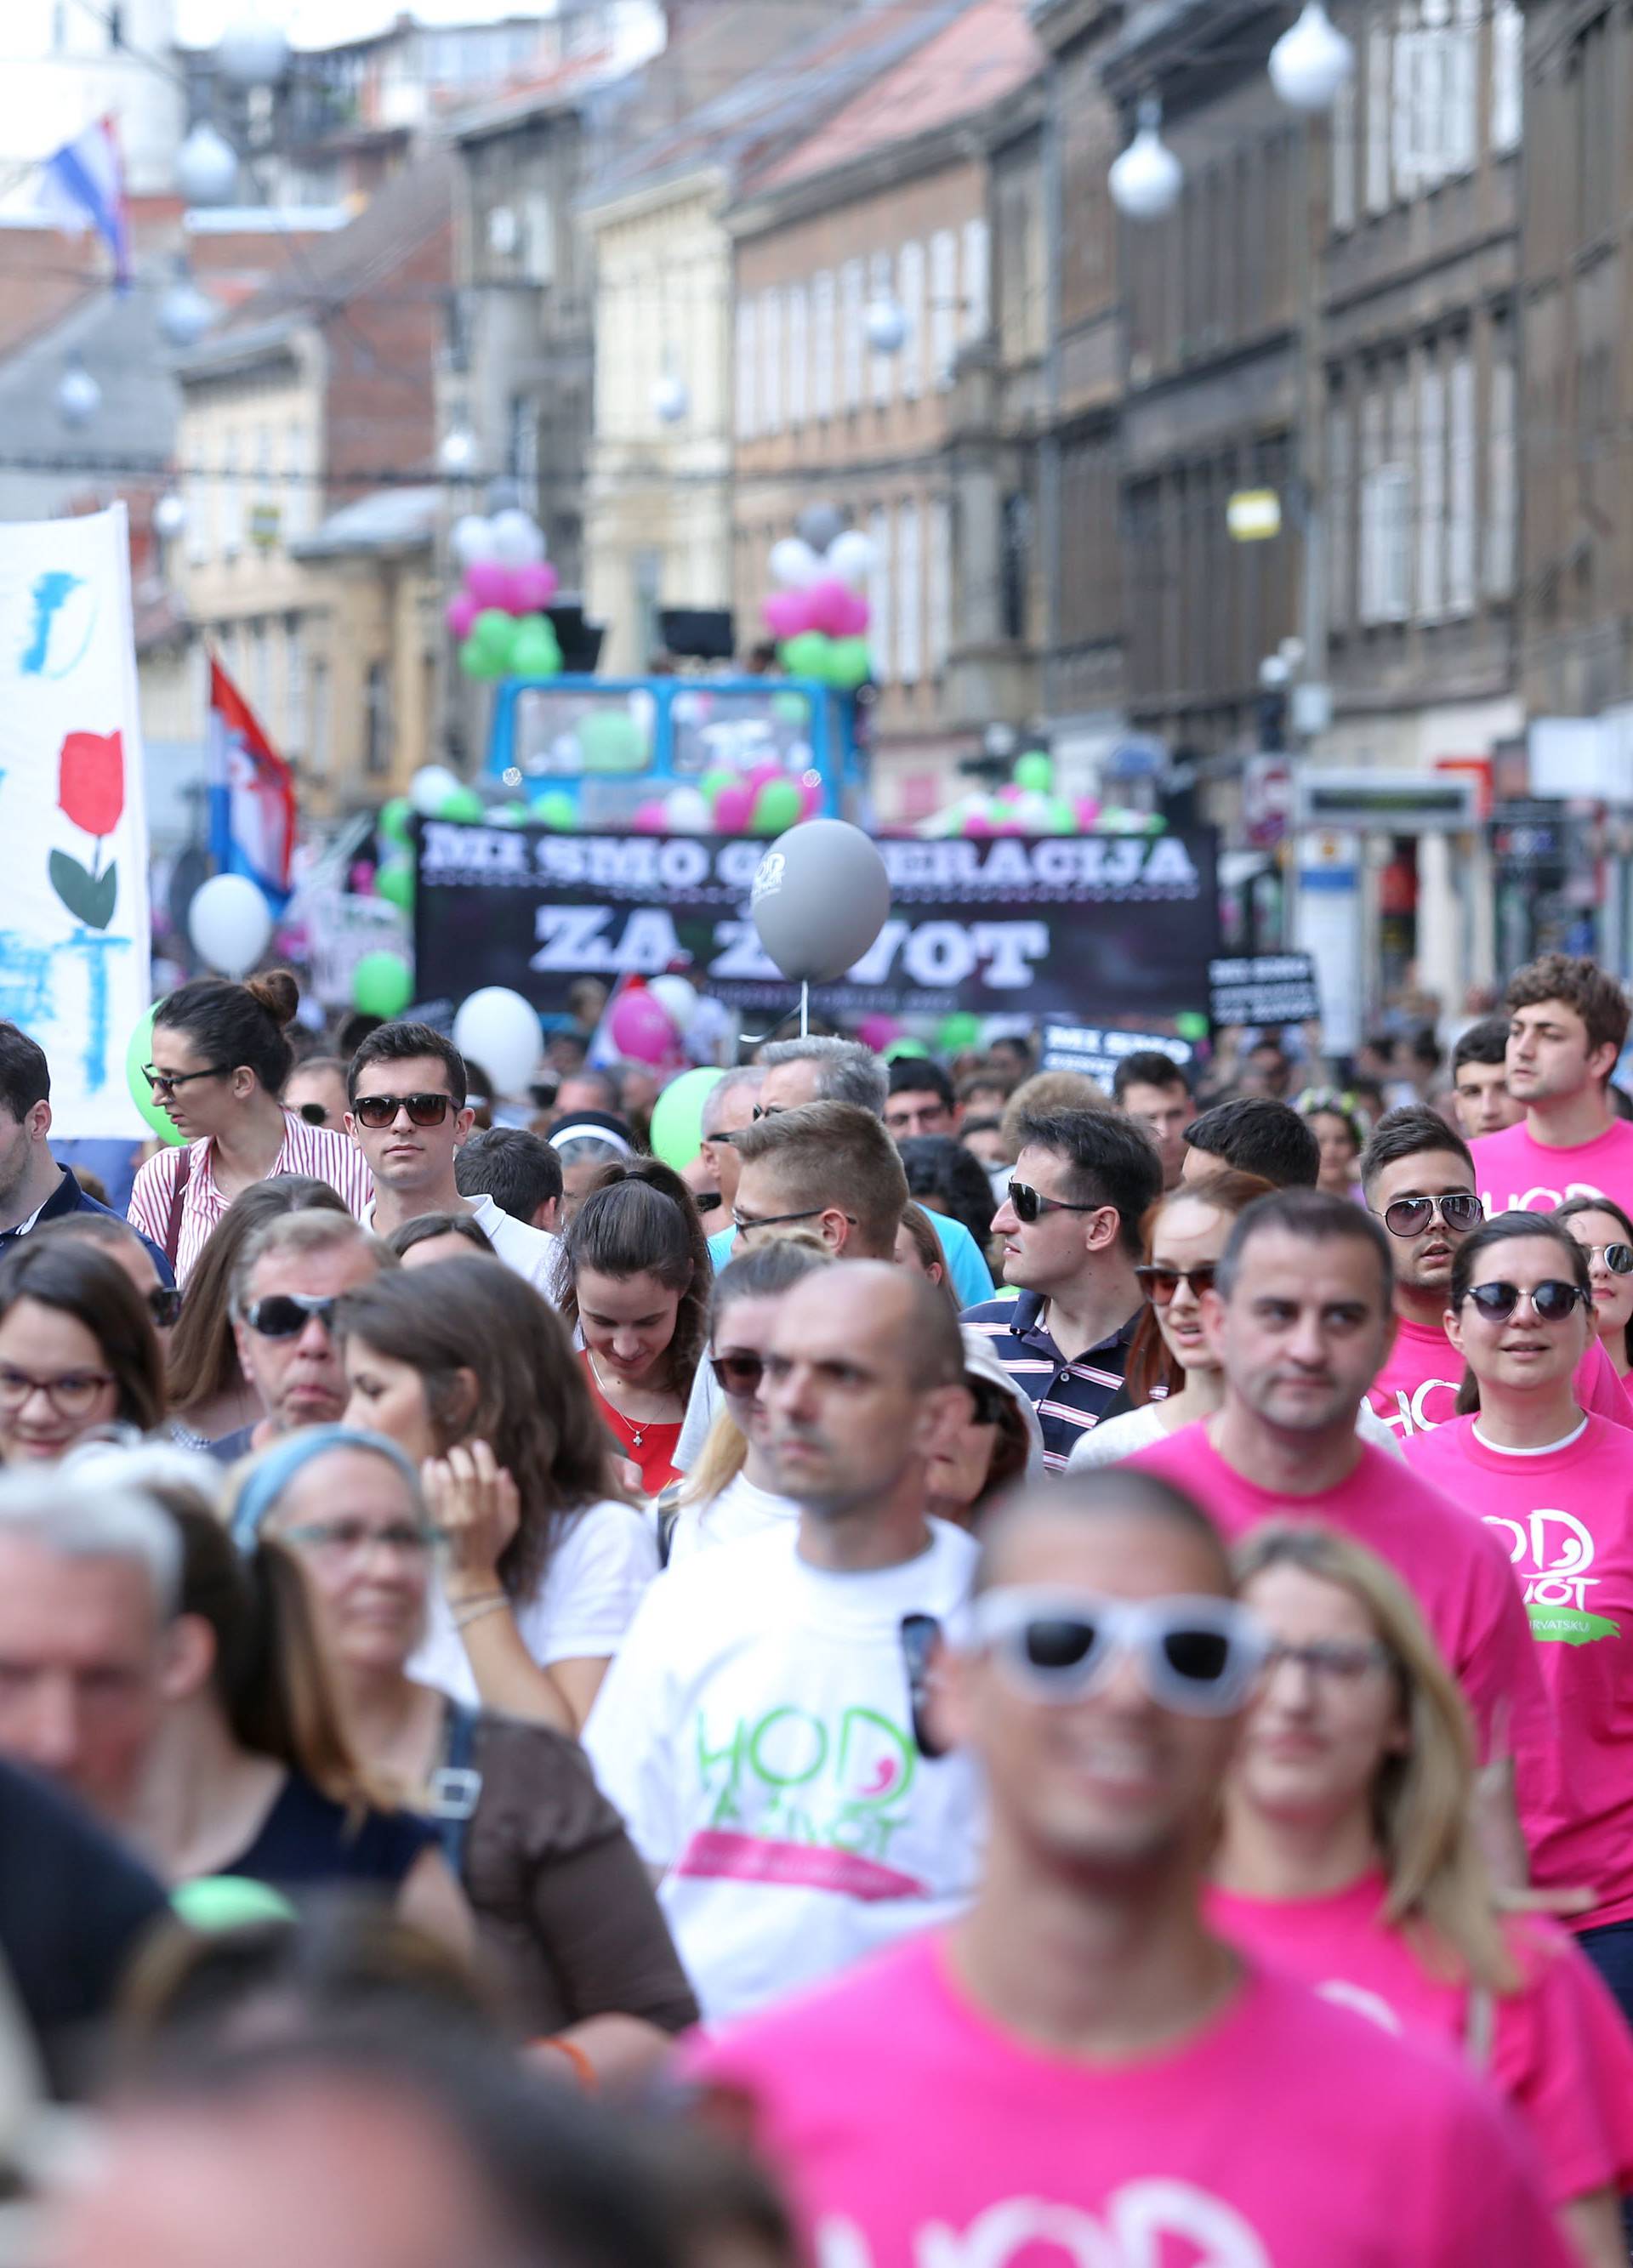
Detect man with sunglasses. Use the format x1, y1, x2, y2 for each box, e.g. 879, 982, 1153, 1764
962, 1110, 1163, 1471
1361, 1107, 1631, 1440
689, 1473, 1572, 2268
226, 1211, 396, 1459
0, 1023, 174, 1285
586, 1265, 982, 2021
345, 1024, 559, 1294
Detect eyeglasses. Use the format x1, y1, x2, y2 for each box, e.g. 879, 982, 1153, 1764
1378, 1192, 1483, 1238
351, 1091, 453, 1129
0, 1364, 115, 1416
1460, 1279, 1587, 1325
240, 1293, 340, 1339
1579, 1242, 1633, 1276
1005, 1180, 1107, 1226
968, 1586, 1267, 1716
710, 1350, 765, 1395
731, 1204, 853, 1236
1265, 1638, 1394, 1685
963, 1377, 1009, 1428
143, 1063, 228, 1099
695, 1191, 722, 1215
750, 1103, 786, 1122
296, 1100, 331, 1127
1135, 1261, 1218, 1305
147, 1286, 184, 1329
279, 1519, 442, 1561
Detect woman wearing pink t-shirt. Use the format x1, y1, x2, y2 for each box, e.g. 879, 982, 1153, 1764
1212, 1523, 1633, 2268
1559, 1195, 1633, 1393
1403, 1209, 1633, 2036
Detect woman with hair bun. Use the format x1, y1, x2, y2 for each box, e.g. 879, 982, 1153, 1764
128, 972, 373, 1282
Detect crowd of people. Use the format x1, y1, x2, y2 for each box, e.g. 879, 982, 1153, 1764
4, 947, 1633, 2262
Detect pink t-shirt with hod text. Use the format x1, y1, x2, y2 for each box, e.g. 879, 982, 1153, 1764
1473, 1116, 1633, 1220
1366, 1315, 1633, 1438
1127, 1424, 1552, 1776
687, 1934, 1573, 2268
1405, 1412, 1633, 1926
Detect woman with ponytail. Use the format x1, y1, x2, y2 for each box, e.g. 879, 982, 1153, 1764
128, 971, 373, 1282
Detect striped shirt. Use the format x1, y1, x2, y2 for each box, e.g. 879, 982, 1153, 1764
128, 1114, 374, 1284
959, 1291, 1137, 1471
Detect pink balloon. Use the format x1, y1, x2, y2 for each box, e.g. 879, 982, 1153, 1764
464, 560, 512, 610
995, 783, 1022, 804
349, 860, 376, 894
1075, 796, 1101, 829
713, 783, 755, 833
856, 1014, 898, 1052
609, 987, 677, 1065
762, 589, 811, 640
831, 588, 870, 637
747, 762, 785, 792
513, 560, 559, 611
804, 578, 853, 637
632, 800, 670, 833
963, 810, 997, 838
446, 592, 479, 639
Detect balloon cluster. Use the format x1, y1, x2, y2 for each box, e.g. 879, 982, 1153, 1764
930, 747, 1169, 840
606, 975, 701, 1066
447, 509, 562, 683
629, 764, 823, 840
762, 524, 875, 691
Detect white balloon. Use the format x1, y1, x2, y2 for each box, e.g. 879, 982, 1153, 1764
188, 873, 273, 979
648, 975, 699, 1030
663, 787, 713, 834
824, 530, 875, 589
487, 509, 546, 566
452, 987, 543, 1096
769, 537, 822, 589
451, 514, 498, 566
409, 765, 460, 816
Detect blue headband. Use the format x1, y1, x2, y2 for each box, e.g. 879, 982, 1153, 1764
229, 1424, 421, 1552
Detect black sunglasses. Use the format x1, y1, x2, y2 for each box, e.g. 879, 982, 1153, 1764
241, 1293, 340, 1339
710, 1350, 765, 1395
143, 1062, 228, 1098
1380, 1192, 1483, 1238
1461, 1279, 1586, 1325
1135, 1261, 1218, 1305
147, 1285, 184, 1329
900, 1614, 948, 1759
1006, 1179, 1107, 1226
297, 1100, 331, 1126
351, 1091, 453, 1129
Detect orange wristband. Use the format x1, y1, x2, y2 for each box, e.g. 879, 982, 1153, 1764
534, 2033, 597, 2091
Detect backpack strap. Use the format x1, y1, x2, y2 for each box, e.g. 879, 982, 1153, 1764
428, 1702, 483, 1882
162, 1144, 194, 1271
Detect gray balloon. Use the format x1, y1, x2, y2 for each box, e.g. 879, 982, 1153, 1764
796, 503, 845, 553
751, 819, 891, 985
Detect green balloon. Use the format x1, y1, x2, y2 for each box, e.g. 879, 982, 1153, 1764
532, 790, 578, 831
437, 785, 486, 824
1041, 796, 1077, 834
1175, 1011, 1209, 1040
173, 1876, 298, 1933
937, 1013, 982, 1054
780, 631, 830, 679
751, 777, 803, 836
127, 999, 185, 1145
699, 768, 737, 805
510, 616, 562, 678
648, 1066, 724, 1172
884, 1037, 930, 1061
823, 637, 872, 691
492, 800, 530, 827
458, 639, 505, 681
378, 796, 413, 847
578, 709, 647, 772
351, 950, 414, 1020
469, 608, 518, 667
376, 859, 415, 911
771, 689, 810, 724
1014, 750, 1053, 793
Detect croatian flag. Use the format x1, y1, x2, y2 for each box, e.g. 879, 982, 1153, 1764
37, 117, 131, 290
208, 657, 298, 911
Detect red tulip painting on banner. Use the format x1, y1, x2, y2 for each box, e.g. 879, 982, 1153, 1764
50, 726, 124, 930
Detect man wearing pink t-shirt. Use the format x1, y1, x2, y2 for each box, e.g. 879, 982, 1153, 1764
1360, 1105, 1631, 1438
1473, 953, 1633, 1218
689, 1476, 1571, 2268
1126, 1188, 1550, 1878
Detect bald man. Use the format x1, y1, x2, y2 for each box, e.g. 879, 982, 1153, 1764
585, 1262, 983, 2020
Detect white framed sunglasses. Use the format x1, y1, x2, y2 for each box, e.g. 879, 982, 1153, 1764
968, 1586, 1268, 1716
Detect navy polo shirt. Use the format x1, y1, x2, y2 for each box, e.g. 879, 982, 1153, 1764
959, 1291, 1137, 1471
0, 1167, 175, 1286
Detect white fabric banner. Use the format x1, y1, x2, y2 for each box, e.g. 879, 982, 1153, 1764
0, 503, 151, 1135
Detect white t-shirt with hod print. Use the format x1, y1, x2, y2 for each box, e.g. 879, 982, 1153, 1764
584, 1519, 982, 2021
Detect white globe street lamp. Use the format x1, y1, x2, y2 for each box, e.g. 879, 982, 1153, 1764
215, 18, 291, 88
652, 372, 689, 424
176, 122, 238, 207
437, 426, 477, 477
57, 357, 100, 429
158, 269, 215, 350
863, 296, 908, 354
1108, 98, 1182, 222
154, 493, 188, 539
1269, 2, 1356, 111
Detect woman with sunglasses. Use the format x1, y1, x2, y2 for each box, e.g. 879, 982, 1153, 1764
233, 1425, 698, 2078
1404, 1212, 1633, 2004
339, 1256, 654, 1731
1210, 1524, 1633, 2268
167, 1177, 351, 1454
34, 1212, 184, 1347
128, 973, 372, 1284
1558, 1195, 1633, 1388
0, 1236, 164, 1462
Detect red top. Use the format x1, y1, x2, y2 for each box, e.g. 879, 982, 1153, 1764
579, 1351, 682, 1498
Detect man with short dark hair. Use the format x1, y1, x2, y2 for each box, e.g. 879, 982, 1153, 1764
0, 1024, 172, 1282
1112, 1049, 1192, 1189
1452, 1015, 1522, 1140
1474, 953, 1633, 1215
586, 1263, 981, 2021
883, 1058, 959, 1141
347, 1021, 558, 1293
283, 1055, 350, 1133
962, 1109, 1163, 1469
550, 1067, 622, 1125
1181, 1096, 1320, 1189
1129, 1188, 1549, 1878
453, 1127, 563, 1236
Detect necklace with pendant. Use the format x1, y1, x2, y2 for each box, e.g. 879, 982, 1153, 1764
587, 1349, 646, 1447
